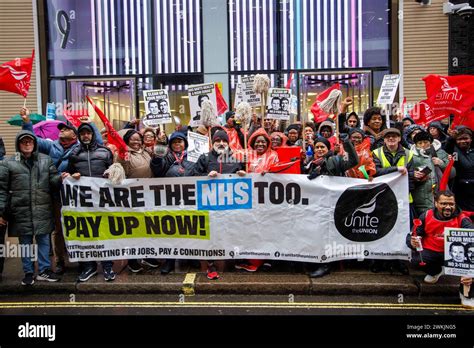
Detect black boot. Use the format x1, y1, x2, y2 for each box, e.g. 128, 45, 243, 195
308, 263, 331, 278
160, 259, 175, 275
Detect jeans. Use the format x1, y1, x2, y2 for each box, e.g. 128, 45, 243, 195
18, 234, 51, 274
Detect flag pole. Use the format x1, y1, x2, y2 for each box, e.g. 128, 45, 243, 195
23, 97, 27, 109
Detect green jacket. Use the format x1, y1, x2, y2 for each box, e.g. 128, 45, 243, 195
0, 130, 61, 237
411, 143, 452, 216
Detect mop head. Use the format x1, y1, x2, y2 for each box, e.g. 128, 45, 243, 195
319, 89, 343, 115
104, 162, 126, 185
252, 74, 271, 94
235, 102, 252, 125
201, 100, 218, 127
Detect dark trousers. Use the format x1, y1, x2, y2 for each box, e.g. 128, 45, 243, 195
0, 225, 6, 274
410, 249, 444, 276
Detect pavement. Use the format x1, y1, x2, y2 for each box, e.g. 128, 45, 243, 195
0, 256, 462, 298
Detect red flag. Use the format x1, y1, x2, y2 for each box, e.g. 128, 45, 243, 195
86, 96, 128, 160
285, 72, 293, 90
409, 99, 445, 126
0, 50, 34, 97
215, 83, 228, 115
310, 83, 340, 123
423, 74, 474, 119
63, 108, 88, 128
451, 108, 474, 130
439, 157, 455, 191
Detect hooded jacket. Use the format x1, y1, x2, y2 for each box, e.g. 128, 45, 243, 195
150, 132, 195, 177
345, 137, 377, 179
403, 124, 424, 148
270, 132, 288, 148
0, 131, 61, 237
428, 121, 448, 148
193, 144, 244, 175
67, 123, 113, 178
22, 120, 102, 173
317, 120, 338, 150
247, 128, 279, 173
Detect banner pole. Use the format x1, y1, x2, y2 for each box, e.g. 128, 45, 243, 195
23, 97, 27, 109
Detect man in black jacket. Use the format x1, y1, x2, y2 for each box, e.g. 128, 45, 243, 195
193, 130, 246, 280
63, 123, 115, 282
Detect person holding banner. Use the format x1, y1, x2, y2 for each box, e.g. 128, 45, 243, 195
305, 136, 359, 277
20, 107, 103, 275
150, 131, 196, 274
193, 130, 246, 279
63, 123, 116, 282
363, 107, 387, 151
445, 127, 474, 213
407, 191, 473, 285
0, 131, 62, 285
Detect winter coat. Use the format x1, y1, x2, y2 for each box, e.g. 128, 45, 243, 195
224, 125, 245, 152
363, 126, 385, 151
22, 121, 102, 173
307, 139, 358, 179
411, 143, 451, 216
445, 137, 474, 212
270, 132, 288, 148
193, 149, 244, 175
119, 147, 153, 178
428, 121, 448, 149
247, 128, 279, 173
0, 137, 5, 160
402, 124, 424, 148
0, 131, 61, 237
150, 132, 195, 177
67, 123, 113, 178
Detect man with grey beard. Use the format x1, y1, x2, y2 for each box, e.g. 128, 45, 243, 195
193, 130, 246, 280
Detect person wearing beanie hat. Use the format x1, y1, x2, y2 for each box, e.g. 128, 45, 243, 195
285, 124, 302, 147
0, 130, 62, 285
305, 135, 358, 278
150, 131, 196, 275
223, 110, 245, 152
411, 130, 451, 216
363, 107, 386, 150
346, 128, 376, 180
193, 127, 246, 281
19, 108, 104, 276
445, 126, 474, 212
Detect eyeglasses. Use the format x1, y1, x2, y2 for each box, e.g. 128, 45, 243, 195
20, 139, 34, 145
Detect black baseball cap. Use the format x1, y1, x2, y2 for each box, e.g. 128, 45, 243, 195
57, 122, 78, 136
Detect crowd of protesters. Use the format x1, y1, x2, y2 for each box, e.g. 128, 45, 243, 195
0, 98, 472, 308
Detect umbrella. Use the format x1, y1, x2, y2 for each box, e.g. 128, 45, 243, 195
7, 113, 46, 126
33, 120, 62, 140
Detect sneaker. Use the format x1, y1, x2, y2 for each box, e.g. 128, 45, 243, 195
37, 269, 60, 282
235, 263, 258, 272
21, 273, 35, 286
207, 264, 220, 280
460, 293, 474, 309
77, 267, 98, 282
424, 270, 443, 284
142, 258, 160, 268
127, 260, 144, 273
103, 268, 116, 282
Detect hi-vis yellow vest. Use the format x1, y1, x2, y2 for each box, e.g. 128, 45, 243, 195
373, 147, 414, 203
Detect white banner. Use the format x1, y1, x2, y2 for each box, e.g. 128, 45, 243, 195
61, 172, 410, 263
444, 228, 474, 277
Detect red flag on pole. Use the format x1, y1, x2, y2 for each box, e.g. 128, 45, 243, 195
63, 108, 88, 128
285, 72, 294, 90
310, 83, 340, 123
439, 157, 455, 191
0, 50, 35, 97
423, 74, 474, 119
86, 96, 129, 160
215, 83, 228, 115
409, 99, 445, 126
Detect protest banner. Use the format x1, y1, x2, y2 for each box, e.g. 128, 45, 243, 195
266, 88, 291, 121
444, 228, 474, 278
188, 83, 217, 127
234, 75, 262, 108
61, 172, 410, 263
142, 89, 172, 127
187, 131, 209, 163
